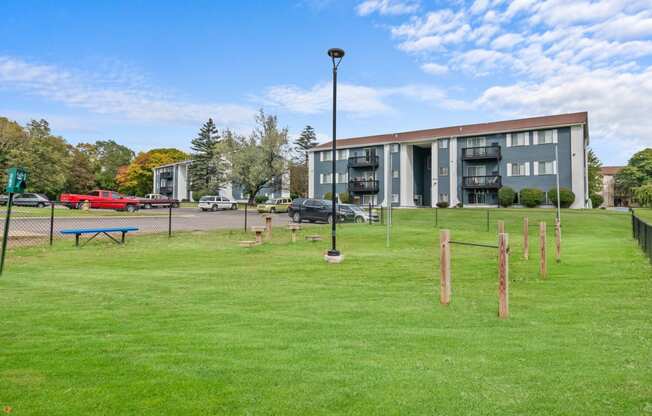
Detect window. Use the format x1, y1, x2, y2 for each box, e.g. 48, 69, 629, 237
513, 132, 529, 146
392, 194, 400, 203
466, 165, 486, 176
537, 161, 556, 175
438, 139, 448, 149
439, 193, 449, 203
466, 137, 486, 147
509, 162, 529, 176
539, 130, 554, 144
320, 173, 333, 184
391, 144, 399, 153
321, 151, 332, 162
336, 172, 348, 183
393, 169, 399, 178
439, 166, 449, 176
336, 149, 349, 160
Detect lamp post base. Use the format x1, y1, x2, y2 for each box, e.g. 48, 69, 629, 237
324, 251, 344, 264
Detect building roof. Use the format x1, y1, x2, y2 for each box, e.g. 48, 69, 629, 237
313, 112, 588, 150
153, 159, 193, 170
601, 166, 624, 176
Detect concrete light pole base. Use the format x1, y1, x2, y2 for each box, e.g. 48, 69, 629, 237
324, 253, 344, 264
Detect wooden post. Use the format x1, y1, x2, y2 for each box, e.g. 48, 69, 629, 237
251, 226, 265, 244
498, 232, 509, 319
555, 218, 561, 263
539, 222, 547, 279
439, 230, 451, 305
497, 220, 505, 235
523, 217, 529, 260
265, 215, 272, 239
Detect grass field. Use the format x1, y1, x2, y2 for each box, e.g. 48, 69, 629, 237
1, 208, 651, 415
634, 208, 652, 223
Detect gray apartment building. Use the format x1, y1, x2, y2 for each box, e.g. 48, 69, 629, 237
152, 160, 290, 201
308, 112, 590, 208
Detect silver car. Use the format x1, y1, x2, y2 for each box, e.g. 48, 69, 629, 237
0, 193, 50, 208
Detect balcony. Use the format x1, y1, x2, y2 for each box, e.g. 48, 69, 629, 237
462, 175, 502, 189
348, 179, 379, 194
159, 186, 174, 195
462, 145, 501, 161
348, 155, 379, 169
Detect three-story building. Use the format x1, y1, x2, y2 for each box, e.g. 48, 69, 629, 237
308, 112, 590, 208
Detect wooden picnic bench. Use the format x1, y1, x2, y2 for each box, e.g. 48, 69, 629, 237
60, 227, 139, 247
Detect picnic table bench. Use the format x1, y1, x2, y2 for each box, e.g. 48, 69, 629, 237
60, 227, 139, 247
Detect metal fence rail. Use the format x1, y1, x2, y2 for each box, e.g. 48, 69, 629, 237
632, 213, 652, 263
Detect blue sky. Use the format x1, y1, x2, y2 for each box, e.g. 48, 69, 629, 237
1, 0, 651, 165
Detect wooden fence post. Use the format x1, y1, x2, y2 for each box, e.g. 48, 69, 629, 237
523, 217, 529, 260
555, 218, 561, 263
265, 215, 272, 240
498, 232, 509, 319
440, 229, 451, 305
497, 220, 505, 235
539, 221, 547, 279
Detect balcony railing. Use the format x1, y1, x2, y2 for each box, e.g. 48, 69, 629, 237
348, 155, 379, 169
462, 145, 501, 160
348, 179, 380, 194
462, 175, 502, 189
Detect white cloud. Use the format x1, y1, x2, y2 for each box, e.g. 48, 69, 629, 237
0, 56, 255, 127
491, 33, 524, 49
593, 11, 652, 40
420, 62, 449, 75
356, 0, 419, 16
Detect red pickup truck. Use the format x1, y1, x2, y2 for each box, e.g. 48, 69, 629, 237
60, 190, 141, 212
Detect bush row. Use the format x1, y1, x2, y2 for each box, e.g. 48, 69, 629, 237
498, 186, 575, 208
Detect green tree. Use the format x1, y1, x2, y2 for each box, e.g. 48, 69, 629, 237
0, 117, 27, 186
616, 148, 652, 193
64, 147, 96, 194
224, 110, 289, 205
189, 118, 225, 195
116, 148, 188, 196
294, 125, 318, 164
633, 183, 652, 208
289, 162, 308, 197
78, 140, 135, 189
587, 148, 603, 197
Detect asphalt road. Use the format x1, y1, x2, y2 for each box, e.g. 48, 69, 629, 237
2, 207, 294, 247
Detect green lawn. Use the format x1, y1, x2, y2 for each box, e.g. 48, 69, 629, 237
1, 208, 651, 415
634, 208, 652, 223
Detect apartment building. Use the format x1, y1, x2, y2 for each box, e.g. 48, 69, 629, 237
308, 112, 590, 208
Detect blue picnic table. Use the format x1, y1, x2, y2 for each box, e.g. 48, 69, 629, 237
60, 227, 139, 247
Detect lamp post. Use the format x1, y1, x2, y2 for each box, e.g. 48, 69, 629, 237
327, 47, 344, 258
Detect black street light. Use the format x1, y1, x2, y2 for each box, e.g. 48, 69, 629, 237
327, 47, 344, 258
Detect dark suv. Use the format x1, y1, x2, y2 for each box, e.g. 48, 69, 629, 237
288, 198, 341, 224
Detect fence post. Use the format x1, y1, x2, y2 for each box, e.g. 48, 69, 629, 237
498, 232, 509, 319
244, 202, 248, 231
555, 218, 561, 263
265, 215, 272, 240
168, 203, 172, 237
539, 221, 547, 279
380, 206, 384, 225
497, 220, 505, 235
523, 217, 529, 260
369, 203, 372, 225
0, 192, 15, 276
49, 202, 55, 245
440, 229, 451, 305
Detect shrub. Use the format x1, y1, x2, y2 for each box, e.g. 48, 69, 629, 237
255, 195, 268, 204
436, 201, 449, 208
520, 188, 544, 208
323, 192, 333, 201
290, 192, 300, 200
339, 192, 350, 204
590, 193, 604, 208
548, 187, 575, 208
498, 186, 515, 207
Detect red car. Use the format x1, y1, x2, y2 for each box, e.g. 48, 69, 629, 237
60, 190, 140, 212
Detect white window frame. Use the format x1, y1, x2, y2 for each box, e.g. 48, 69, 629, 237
439, 193, 449, 203
438, 139, 448, 149
392, 193, 400, 203
320, 151, 332, 162
466, 137, 486, 147
320, 173, 333, 184
512, 132, 529, 146
392, 169, 400, 179
439, 166, 449, 176
506, 161, 530, 177
336, 149, 349, 160
336, 172, 348, 183
391, 144, 399, 153
534, 160, 556, 175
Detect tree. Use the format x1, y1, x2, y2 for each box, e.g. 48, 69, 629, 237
78, 140, 135, 190
64, 147, 96, 194
224, 110, 289, 205
189, 118, 226, 196
587, 148, 603, 197
616, 148, 652, 193
116, 148, 188, 196
294, 125, 318, 164
0, 117, 27, 186
633, 183, 652, 208
289, 162, 308, 197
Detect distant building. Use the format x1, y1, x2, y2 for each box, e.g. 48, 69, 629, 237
600, 166, 628, 207
152, 160, 290, 201
309, 112, 590, 208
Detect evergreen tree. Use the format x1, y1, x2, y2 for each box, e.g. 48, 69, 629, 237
189, 118, 225, 195
294, 125, 318, 165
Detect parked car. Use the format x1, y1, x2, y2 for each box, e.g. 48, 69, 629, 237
338, 204, 379, 223
257, 197, 292, 213
0, 193, 50, 208
287, 198, 342, 224
198, 196, 238, 211
137, 194, 180, 209
60, 190, 140, 212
